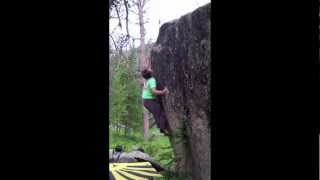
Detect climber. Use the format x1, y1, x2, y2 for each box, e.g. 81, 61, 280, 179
141, 67, 171, 136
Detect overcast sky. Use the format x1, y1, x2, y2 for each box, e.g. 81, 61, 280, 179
110, 0, 211, 48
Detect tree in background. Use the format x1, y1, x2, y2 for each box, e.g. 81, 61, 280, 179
109, 0, 153, 140
132, 0, 151, 139
110, 49, 143, 136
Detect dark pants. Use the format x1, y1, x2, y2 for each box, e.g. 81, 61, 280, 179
143, 99, 169, 133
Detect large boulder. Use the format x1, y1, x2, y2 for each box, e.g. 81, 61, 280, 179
150, 3, 211, 180
109, 150, 137, 163
109, 149, 164, 171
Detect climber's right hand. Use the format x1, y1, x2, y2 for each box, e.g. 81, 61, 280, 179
163, 87, 169, 95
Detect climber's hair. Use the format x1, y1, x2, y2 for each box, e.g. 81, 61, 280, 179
141, 68, 152, 79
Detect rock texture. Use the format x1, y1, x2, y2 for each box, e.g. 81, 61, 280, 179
150, 3, 211, 180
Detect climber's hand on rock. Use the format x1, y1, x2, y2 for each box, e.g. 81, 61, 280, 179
163, 87, 169, 95
162, 88, 167, 95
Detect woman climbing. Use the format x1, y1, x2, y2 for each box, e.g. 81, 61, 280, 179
141, 67, 171, 136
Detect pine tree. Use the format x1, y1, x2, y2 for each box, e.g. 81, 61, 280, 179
110, 49, 143, 136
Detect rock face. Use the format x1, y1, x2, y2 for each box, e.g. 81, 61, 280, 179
150, 3, 211, 180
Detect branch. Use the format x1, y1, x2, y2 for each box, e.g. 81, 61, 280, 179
124, 0, 130, 37
142, 0, 151, 7
109, 34, 119, 52
138, 0, 143, 8
132, 0, 139, 7
109, 0, 114, 9
115, 5, 122, 28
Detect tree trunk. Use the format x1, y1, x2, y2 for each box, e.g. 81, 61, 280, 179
138, 2, 146, 70
143, 109, 149, 139
136, 0, 150, 140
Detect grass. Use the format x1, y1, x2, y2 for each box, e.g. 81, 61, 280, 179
109, 128, 189, 179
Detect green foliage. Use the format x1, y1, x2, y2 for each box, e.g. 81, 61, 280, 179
154, 171, 191, 180
110, 50, 142, 136
109, 131, 145, 152
110, 128, 173, 161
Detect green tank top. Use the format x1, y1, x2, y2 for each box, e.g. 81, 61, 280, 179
142, 77, 156, 99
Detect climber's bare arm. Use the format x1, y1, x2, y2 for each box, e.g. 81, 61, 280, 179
152, 87, 169, 96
